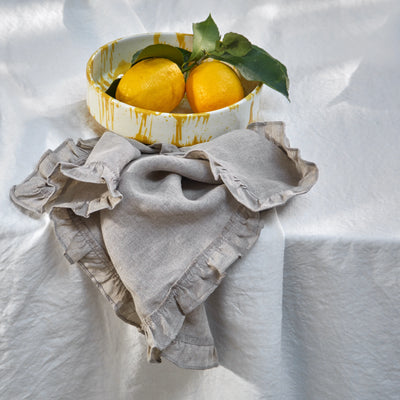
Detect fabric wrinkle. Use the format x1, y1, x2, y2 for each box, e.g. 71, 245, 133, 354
9, 122, 318, 369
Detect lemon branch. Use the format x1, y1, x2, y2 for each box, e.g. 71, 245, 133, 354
107, 14, 290, 100
187, 14, 290, 100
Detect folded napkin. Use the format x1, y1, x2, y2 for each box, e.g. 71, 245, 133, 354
10, 122, 318, 369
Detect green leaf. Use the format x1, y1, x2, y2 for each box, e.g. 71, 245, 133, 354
130, 44, 184, 67
210, 44, 290, 99
221, 32, 252, 57
105, 78, 121, 98
177, 47, 192, 65
180, 47, 195, 76
131, 49, 142, 65
189, 14, 220, 61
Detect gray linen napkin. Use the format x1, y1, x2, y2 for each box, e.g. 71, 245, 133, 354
10, 121, 318, 369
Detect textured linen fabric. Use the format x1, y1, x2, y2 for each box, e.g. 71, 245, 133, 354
2, 0, 400, 398
10, 122, 317, 369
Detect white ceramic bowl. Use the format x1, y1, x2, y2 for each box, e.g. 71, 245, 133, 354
86, 33, 263, 146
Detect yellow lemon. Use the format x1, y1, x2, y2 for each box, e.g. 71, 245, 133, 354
186, 60, 245, 113
115, 58, 185, 112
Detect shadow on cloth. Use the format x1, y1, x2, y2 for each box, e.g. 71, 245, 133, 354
329, 7, 400, 111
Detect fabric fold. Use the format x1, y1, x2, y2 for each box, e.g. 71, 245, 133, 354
184, 121, 318, 212
10, 122, 318, 369
10, 138, 94, 216
51, 207, 141, 326
138, 204, 261, 362
161, 304, 219, 370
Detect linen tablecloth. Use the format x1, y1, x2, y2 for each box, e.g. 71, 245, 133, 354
1, 0, 399, 399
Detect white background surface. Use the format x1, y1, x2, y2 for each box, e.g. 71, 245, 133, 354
1, 0, 399, 399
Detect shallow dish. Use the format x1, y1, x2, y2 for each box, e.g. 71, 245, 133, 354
86, 32, 263, 146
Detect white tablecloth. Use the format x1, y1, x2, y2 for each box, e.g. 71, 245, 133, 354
1, 1, 399, 399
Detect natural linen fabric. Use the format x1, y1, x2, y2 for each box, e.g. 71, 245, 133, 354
10, 122, 318, 369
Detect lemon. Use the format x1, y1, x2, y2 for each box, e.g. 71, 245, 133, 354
115, 58, 185, 113
186, 60, 245, 113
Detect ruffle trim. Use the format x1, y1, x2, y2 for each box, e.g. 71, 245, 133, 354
162, 338, 218, 370
140, 203, 262, 364
51, 207, 141, 327
10, 138, 93, 216
184, 121, 319, 212
9, 136, 123, 218
248, 121, 319, 200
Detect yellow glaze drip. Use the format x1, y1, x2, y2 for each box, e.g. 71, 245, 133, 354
170, 113, 211, 146
98, 93, 115, 130
248, 99, 255, 124
98, 59, 131, 91
172, 115, 183, 145
98, 76, 111, 91
86, 54, 95, 84
189, 135, 212, 145
114, 59, 131, 77
132, 109, 159, 144
153, 33, 161, 44
108, 98, 115, 130
100, 45, 108, 78
97, 40, 121, 89
110, 42, 115, 71
193, 113, 210, 128
176, 33, 187, 50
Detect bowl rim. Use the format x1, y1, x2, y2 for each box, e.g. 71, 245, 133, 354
86, 32, 263, 118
